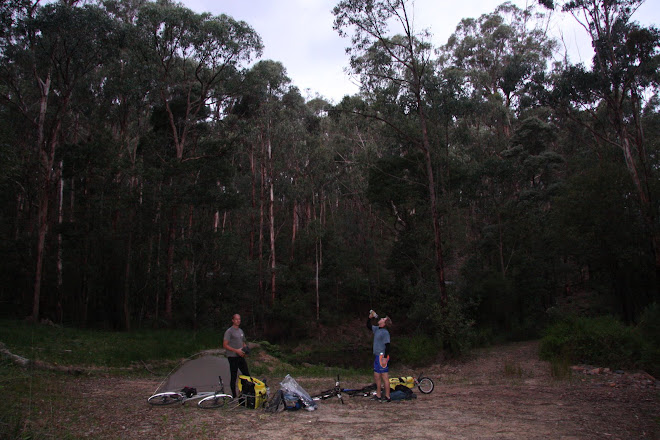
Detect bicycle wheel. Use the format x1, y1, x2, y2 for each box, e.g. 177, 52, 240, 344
148, 392, 184, 406
198, 394, 232, 409
417, 377, 434, 394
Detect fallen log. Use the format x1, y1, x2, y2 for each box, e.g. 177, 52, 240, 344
0, 342, 30, 367
0, 342, 84, 374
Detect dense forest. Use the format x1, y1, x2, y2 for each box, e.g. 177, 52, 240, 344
0, 0, 658, 346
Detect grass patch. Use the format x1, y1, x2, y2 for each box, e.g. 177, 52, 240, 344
1, 319, 220, 370
0, 360, 77, 440
550, 356, 572, 380
503, 362, 523, 377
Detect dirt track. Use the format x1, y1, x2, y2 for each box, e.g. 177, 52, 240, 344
20, 341, 660, 439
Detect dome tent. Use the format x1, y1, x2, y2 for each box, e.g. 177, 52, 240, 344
151, 353, 231, 396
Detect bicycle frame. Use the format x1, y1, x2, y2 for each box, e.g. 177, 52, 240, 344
147, 390, 211, 405
197, 376, 235, 409
311, 372, 434, 404
311, 376, 377, 404
147, 376, 232, 407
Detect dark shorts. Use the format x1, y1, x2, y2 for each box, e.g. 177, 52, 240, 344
373, 355, 389, 373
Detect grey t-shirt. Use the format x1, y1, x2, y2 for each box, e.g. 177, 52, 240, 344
372, 326, 390, 356
224, 326, 246, 358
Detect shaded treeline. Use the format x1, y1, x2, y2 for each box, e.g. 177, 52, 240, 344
0, 0, 657, 345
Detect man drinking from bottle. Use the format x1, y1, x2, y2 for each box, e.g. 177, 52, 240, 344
367, 310, 392, 402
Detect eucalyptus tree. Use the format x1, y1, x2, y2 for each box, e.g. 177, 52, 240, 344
230, 61, 328, 311
439, 2, 557, 280
441, 1, 556, 149
323, 95, 398, 315
93, 0, 159, 329
230, 60, 295, 305
428, 3, 561, 335
136, 0, 262, 321
541, 0, 660, 297
0, 1, 120, 322
333, 0, 448, 303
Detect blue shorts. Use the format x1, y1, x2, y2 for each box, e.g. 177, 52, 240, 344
373, 355, 389, 373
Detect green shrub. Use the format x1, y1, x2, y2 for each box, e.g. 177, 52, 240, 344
404, 282, 477, 355
257, 340, 283, 358
395, 334, 442, 367
637, 303, 660, 345
539, 315, 642, 370
637, 303, 660, 377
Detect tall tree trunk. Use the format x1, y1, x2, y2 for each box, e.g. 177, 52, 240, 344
497, 211, 507, 278
31, 74, 52, 322
33, 184, 49, 322
315, 239, 321, 321
258, 142, 266, 302
266, 125, 276, 304
250, 144, 257, 259
150, 183, 163, 323
33, 125, 62, 321
123, 227, 133, 330
123, 182, 135, 330
165, 204, 177, 322
417, 95, 447, 304
56, 160, 64, 323
291, 200, 298, 261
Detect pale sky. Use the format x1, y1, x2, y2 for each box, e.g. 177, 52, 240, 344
182, 0, 660, 103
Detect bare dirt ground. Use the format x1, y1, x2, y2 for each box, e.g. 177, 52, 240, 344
23, 341, 659, 439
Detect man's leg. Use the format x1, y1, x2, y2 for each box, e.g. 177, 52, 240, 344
373, 372, 381, 398
228, 357, 239, 398
372, 355, 382, 398
237, 357, 250, 377
382, 372, 390, 399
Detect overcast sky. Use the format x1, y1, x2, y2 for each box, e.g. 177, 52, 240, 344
181, 0, 660, 103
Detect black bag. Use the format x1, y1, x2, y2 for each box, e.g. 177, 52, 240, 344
181, 386, 197, 398
240, 378, 257, 408
265, 389, 285, 413
391, 384, 415, 400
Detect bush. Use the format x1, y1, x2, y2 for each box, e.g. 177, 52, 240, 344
395, 334, 442, 367
539, 315, 642, 370
637, 303, 660, 377
637, 303, 660, 345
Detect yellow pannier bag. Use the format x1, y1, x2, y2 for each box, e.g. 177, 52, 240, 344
238, 375, 267, 409
389, 376, 414, 391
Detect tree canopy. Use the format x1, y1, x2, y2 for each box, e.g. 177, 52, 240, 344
0, 0, 657, 346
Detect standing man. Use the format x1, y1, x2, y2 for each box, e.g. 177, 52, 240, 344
367, 310, 392, 402
223, 313, 250, 398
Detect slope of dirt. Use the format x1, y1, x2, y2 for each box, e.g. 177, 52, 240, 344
17, 341, 659, 439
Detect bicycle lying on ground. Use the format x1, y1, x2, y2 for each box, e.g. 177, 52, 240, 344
311, 376, 376, 404
197, 377, 235, 409
311, 373, 434, 404
147, 376, 234, 409
390, 374, 435, 394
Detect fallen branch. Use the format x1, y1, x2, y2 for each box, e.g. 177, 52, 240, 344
0, 342, 84, 374
141, 360, 158, 376
0, 342, 30, 367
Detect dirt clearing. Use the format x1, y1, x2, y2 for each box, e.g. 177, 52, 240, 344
15, 341, 659, 439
